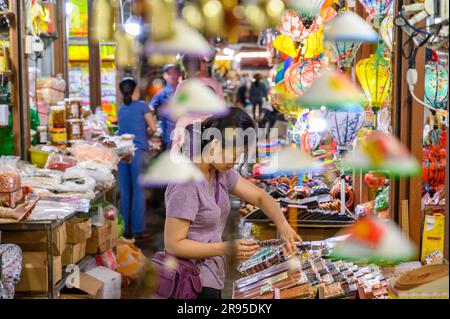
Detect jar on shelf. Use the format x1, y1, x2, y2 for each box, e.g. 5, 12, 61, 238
67, 118, 83, 140
50, 105, 66, 129
36, 126, 48, 144
50, 128, 67, 145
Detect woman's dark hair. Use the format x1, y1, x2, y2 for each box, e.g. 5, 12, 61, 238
184, 107, 256, 161
119, 78, 137, 105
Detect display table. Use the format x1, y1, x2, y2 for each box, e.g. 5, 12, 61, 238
0, 187, 116, 299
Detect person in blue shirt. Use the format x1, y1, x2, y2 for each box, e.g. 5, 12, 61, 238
149, 64, 181, 150
118, 77, 156, 239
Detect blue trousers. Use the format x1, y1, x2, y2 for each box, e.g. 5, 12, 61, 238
118, 149, 146, 234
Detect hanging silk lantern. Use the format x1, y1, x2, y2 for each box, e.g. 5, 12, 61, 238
182, 2, 205, 31
300, 25, 325, 58
273, 34, 298, 58
379, 14, 394, 52
201, 0, 225, 36
356, 53, 392, 112
424, 61, 449, 109
92, 0, 115, 42
275, 58, 293, 83
289, 0, 325, 29
270, 81, 306, 117
364, 171, 386, 189
147, 0, 176, 42
324, 11, 379, 68
326, 104, 365, 153
279, 10, 322, 43
358, 0, 394, 27
284, 60, 328, 96
115, 31, 139, 68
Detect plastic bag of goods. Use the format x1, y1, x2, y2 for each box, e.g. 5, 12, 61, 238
116, 237, 146, 286
36, 76, 66, 104
44, 153, 78, 172
96, 250, 118, 270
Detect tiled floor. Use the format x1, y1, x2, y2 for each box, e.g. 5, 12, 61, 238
121, 189, 237, 299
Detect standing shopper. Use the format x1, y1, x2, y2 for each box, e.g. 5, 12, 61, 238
164, 108, 301, 299
149, 64, 181, 150
249, 74, 268, 122
118, 77, 157, 239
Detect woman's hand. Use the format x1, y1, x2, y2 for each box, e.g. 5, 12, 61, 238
233, 240, 260, 260
277, 222, 302, 255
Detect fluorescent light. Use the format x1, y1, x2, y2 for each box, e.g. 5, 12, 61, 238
234, 51, 271, 60
66, 2, 74, 16
124, 16, 141, 36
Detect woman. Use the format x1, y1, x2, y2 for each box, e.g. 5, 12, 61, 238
118, 77, 156, 239
0, 244, 22, 299
249, 74, 268, 122
164, 108, 301, 299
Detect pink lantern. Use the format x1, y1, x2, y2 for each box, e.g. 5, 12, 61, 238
279, 10, 322, 43
284, 60, 328, 95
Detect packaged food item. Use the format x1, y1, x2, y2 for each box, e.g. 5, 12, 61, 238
36, 76, 66, 104
50, 128, 67, 145
67, 119, 83, 140
44, 154, 78, 172
65, 98, 82, 119
36, 126, 48, 144
50, 105, 66, 129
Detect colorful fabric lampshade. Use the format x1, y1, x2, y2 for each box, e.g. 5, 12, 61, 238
324, 11, 379, 42
146, 20, 212, 56
364, 171, 386, 189
342, 132, 421, 177
324, 11, 379, 68
326, 104, 365, 152
358, 0, 394, 27
296, 70, 367, 108
279, 9, 322, 42
356, 53, 392, 111
164, 79, 228, 120
284, 60, 328, 96
139, 151, 205, 187
424, 61, 449, 109
380, 14, 394, 52
273, 34, 298, 57
330, 216, 417, 265
289, 0, 325, 29
270, 81, 305, 116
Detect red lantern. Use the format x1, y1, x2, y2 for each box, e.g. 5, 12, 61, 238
364, 171, 386, 190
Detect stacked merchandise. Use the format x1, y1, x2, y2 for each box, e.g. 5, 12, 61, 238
233, 239, 391, 299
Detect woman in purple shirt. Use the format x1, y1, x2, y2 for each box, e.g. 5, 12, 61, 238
164, 108, 301, 299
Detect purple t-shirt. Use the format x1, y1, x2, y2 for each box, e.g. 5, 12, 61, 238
165, 169, 240, 290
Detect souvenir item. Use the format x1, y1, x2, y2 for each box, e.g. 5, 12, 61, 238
358, 0, 394, 27
379, 14, 394, 52
284, 60, 328, 96
424, 61, 448, 109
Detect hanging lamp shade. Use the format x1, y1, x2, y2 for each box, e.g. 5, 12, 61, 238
270, 81, 305, 116
284, 60, 328, 96
279, 10, 322, 42
379, 14, 394, 52
358, 0, 394, 27
164, 79, 228, 120
356, 54, 392, 111
326, 104, 365, 152
288, 0, 325, 29
139, 151, 204, 187
330, 216, 417, 265
324, 11, 379, 68
296, 70, 367, 108
273, 34, 299, 58
342, 132, 421, 177
146, 20, 212, 56
424, 61, 449, 109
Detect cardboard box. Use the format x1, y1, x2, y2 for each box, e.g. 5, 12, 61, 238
62, 241, 87, 266
66, 218, 92, 244
59, 272, 104, 299
16, 252, 62, 292
86, 219, 118, 255
85, 266, 121, 299
86, 221, 111, 255
1, 224, 67, 256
